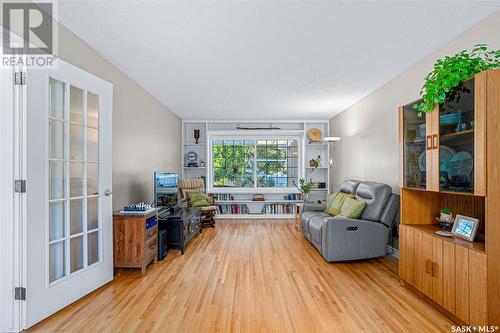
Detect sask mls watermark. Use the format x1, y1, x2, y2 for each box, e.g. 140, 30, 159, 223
1, 0, 58, 68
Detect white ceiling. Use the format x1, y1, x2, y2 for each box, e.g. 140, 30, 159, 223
58, 1, 500, 120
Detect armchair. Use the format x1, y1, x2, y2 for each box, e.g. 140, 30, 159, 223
179, 178, 216, 228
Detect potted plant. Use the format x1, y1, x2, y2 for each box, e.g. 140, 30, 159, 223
309, 155, 321, 169
296, 178, 314, 203
414, 44, 500, 116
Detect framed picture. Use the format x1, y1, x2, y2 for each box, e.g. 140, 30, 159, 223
452, 214, 480, 242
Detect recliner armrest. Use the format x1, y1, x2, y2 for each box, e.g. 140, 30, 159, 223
303, 204, 326, 212
323, 216, 389, 233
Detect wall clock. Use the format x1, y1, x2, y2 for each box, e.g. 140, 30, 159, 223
186, 151, 198, 167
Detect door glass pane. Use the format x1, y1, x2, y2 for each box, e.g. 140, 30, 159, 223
403, 101, 426, 189
49, 120, 65, 159
87, 128, 99, 162
88, 231, 99, 265
70, 236, 84, 273
87, 163, 99, 195
70, 86, 84, 123
70, 162, 83, 197
49, 78, 65, 119
70, 124, 84, 160
439, 78, 475, 193
87, 197, 98, 230
49, 161, 65, 199
87, 92, 99, 128
49, 241, 66, 283
70, 199, 83, 235
49, 202, 65, 241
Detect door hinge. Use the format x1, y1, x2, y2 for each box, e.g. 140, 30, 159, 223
14, 72, 27, 85
14, 179, 26, 193
14, 287, 26, 301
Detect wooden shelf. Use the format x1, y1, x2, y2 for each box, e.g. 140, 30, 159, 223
440, 129, 474, 140
405, 224, 485, 253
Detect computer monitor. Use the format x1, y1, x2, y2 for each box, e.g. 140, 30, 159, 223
154, 172, 178, 210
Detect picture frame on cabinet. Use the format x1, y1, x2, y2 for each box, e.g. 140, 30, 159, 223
451, 214, 480, 242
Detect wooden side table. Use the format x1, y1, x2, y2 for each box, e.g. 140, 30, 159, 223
113, 208, 159, 276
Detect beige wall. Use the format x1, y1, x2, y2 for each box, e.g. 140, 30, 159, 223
329, 11, 500, 194
57, 25, 182, 209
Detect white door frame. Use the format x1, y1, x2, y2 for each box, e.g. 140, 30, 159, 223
0, 26, 26, 333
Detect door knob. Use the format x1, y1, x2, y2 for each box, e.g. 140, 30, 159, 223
104, 189, 112, 196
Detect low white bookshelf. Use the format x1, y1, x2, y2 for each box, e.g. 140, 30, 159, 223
181, 120, 330, 219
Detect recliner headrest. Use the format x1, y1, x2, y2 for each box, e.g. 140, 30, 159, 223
340, 180, 361, 194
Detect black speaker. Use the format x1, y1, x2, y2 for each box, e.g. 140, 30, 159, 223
158, 230, 168, 261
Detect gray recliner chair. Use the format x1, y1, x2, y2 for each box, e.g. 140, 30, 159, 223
301, 180, 399, 262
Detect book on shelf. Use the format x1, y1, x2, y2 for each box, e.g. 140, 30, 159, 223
262, 203, 297, 215
216, 204, 249, 215
210, 193, 234, 201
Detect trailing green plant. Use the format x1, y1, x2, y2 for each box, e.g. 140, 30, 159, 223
440, 208, 452, 215
297, 178, 314, 194
414, 44, 500, 116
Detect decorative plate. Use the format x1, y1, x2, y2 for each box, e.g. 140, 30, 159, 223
418, 145, 456, 173
308, 128, 322, 142
186, 151, 198, 163
448, 151, 473, 179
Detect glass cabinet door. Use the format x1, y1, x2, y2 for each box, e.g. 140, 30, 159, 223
439, 78, 475, 193
402, 101, 427, 189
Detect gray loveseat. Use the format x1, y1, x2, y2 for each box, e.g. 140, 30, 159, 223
301, 180, 399, 262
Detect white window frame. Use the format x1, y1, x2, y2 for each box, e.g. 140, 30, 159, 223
207, 130, 304, 193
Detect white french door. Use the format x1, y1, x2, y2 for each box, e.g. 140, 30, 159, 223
25, 60, 113, 328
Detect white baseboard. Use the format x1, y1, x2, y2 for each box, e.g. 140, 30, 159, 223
387, 245, 399, 259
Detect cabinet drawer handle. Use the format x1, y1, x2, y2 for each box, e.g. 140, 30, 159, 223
426, 136, 432, 150
425, 260, 431, 274
432, 262, 438, 277
432, 134, 438, 150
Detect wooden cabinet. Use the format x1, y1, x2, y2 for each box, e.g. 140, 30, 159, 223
113, 209, 159, 276
399, 225, 487, 325
399, 73, 487, 195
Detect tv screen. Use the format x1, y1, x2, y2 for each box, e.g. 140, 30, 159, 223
154, 172, 178, 209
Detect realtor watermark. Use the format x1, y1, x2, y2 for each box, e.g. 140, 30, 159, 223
1, 0, 58, 68
452, 326, 499, 333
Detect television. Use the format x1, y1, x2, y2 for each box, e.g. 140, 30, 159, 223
154, 172, 179, 210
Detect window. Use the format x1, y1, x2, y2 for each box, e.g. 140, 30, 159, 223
257, 140, 298, 188
210, 137, 299, 190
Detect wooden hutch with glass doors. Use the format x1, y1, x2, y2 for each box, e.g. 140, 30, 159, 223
398, 69, 500, 326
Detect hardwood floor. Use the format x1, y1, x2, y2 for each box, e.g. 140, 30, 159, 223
29, 220, 454, 332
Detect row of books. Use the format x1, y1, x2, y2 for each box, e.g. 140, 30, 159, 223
262, 203, 298, 215
210, 193, 234, 201
216, 204, 249, 215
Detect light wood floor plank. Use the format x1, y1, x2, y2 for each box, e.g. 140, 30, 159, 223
28, 220, 453, 332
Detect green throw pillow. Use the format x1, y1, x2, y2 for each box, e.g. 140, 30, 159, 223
324, 193, 338, 213
187, 192, 210, 207
340, 197, 367, 219
326, 192, 353, 216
